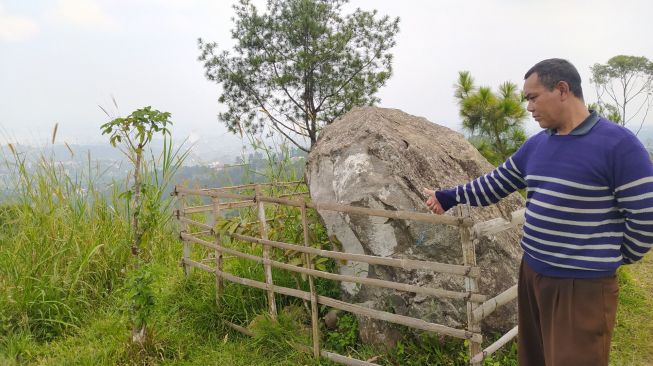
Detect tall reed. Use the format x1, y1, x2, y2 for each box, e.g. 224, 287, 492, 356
0, 136, 188, 343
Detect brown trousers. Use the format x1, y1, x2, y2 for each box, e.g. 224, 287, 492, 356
518, 259, 619, 366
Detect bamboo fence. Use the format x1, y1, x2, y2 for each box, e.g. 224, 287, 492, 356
173, 182, 525, 366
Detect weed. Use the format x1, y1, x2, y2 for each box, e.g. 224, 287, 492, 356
324, 313, 359, 354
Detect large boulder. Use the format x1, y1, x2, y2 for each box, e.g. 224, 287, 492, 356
306, 106, 524, 347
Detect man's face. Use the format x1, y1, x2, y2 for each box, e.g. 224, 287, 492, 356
523, 73, 563, 130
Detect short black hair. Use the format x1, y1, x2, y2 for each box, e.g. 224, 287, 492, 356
524, 58, 584, 100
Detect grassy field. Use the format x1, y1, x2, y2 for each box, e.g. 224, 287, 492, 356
611, 253, 653, 365
0, 147, 651, 366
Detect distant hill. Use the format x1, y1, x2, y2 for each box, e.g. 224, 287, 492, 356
0, 132, 248, 166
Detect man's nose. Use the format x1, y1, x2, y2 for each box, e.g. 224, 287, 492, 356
527, 102, 535, 112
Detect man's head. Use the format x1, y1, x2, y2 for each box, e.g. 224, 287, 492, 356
523, 58, 585, 131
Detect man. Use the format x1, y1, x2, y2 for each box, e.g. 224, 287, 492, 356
423, 58, 653, 366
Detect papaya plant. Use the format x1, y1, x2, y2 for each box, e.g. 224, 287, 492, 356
101, 106, 172, 344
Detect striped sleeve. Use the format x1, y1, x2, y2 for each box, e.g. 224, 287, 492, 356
613, 135, 653, 264
436, 154, 526, 211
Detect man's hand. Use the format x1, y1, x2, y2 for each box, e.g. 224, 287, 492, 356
423, 188, 445, 215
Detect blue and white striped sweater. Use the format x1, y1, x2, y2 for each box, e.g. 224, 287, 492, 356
436, 116, 653, 278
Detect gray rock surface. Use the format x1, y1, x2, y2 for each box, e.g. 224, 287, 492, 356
305, 106, 525, 346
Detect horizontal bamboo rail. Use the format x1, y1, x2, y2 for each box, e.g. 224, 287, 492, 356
272, 191, 311, 198
473, 208, 526, 237
184, 193, 309, 214
180, 233, 486, 302
229, 271, 480, 342
295, 342, 379, 366
200, 181, 304, 191
183, 257, 214, 272
179, 216, 279, 230
229, 233, 480, 277
261, 196, 472, 227
179, 217, 212, 231
181, 258, 481, 342
473, 217, 515, 237
176, 186, 255, 200
224, 320, 254, 336
185, 201, 253, 213
472, 285, 518, 321
470, 326, 518, 364
176, 216, 480, 277
176, 187, 471, 227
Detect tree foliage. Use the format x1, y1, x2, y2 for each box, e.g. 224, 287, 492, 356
587, 101, 622, 124
454, 71, 527, 166
198, 0, 399, 152
590, 55, 653, 134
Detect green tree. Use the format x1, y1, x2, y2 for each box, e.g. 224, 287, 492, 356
198, 0, 399, 152
590, 55, 653, 134
454, 71, 528, 166
101, 106, 172, 344
587, 101, 622, 124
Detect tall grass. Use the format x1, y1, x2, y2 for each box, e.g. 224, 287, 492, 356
0, 137, 188, 361
1, 148, 127, 342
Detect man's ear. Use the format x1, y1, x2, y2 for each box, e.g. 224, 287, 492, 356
557, 81, 571, 100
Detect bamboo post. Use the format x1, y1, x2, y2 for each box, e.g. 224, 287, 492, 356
211, 197, 224, 303
301, 203, 321, 359
459, 205, 482, 365
178, 188, 192, 275
256, 184, 277, 318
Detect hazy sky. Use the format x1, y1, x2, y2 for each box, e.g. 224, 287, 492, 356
1, 0, 652, 147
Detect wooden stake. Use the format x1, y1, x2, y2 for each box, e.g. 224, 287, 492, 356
459, 205, 482, 365
302, 204, 321, 359
256, 184, 277, 318
177, 188, 191, 275
211, 197, 224, 303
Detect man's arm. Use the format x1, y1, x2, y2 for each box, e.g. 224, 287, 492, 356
424, 156, 526, 214
613, 135, 653, 264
